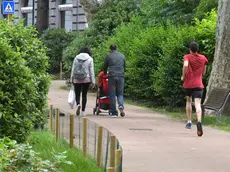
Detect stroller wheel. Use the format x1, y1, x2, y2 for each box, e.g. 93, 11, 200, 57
93, 108, 96, 115
96, 107, 100, 115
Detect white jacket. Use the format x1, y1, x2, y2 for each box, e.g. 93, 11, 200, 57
70, 53, 95, 84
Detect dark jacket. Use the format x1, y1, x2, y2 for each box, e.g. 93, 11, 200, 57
104, 50, 126, 77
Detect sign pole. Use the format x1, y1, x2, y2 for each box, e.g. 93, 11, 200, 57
7, 14, 12, 23
32, 0, 35, 25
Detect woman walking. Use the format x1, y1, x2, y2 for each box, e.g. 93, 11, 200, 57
70, 46, 95, 116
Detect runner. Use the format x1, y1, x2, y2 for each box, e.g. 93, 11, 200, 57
181, 41, 208, 137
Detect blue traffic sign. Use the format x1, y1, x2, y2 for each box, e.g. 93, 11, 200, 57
2, 1, 15, 15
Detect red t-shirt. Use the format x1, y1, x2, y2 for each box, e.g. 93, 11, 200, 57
183, 54, 208, 88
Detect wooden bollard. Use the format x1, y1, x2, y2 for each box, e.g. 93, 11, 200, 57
82, 117, 88, 157
96, 126, 103, 166
49, 105, 53, 132
107, 167, 114, 172
115, 149, 122, 172
110, 135, 116, 167
55, 108, 60, 142
70, 115, 74, 149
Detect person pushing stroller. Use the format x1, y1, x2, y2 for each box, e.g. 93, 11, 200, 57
104, 44, 126, 118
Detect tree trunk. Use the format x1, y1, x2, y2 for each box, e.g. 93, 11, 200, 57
205, 0, 230, 100
36, 0, 49, 34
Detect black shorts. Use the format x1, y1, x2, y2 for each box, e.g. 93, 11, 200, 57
184, 88, 203, 99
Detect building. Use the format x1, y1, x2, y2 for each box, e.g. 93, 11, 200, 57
0, 0, 88, 31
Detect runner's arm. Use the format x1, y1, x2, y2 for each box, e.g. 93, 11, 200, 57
203, 65, 207, 75
181, 60, 188, 80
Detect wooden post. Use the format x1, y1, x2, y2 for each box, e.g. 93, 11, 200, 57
82, 117, 88, 157
55, 108, 60, 142
60, 62, 62, 80
115, 149, 122, 172
96, 126, 103, 166
110, 135, 116, 168
70, 115, 74, 149
49, 105, 53, 132
107, 167, 114, 172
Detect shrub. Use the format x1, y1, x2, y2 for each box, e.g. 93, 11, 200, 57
63, 0, 143, 77
40, 28, 77, 73
154, 10, 216, 107
0, 20, 50, 142
153, 24, 196, 107
92, 10, 216, 108
0, 137, 64, 171
0, 38, 36, 142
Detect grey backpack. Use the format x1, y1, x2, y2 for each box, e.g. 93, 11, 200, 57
73, 59, 87, 80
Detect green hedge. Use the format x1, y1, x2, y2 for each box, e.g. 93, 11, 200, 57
62, 1, 216, 109
92, 10, 217, 108
40, 28, 77, 73
0, 20, 50, 142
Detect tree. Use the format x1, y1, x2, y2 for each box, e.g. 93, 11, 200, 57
36, 0, 49, 33
80, 0, 100, 21
206, 0, 230, 99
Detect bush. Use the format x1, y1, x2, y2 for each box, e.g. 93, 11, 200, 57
40, 28, 77, 73
154, 10, 217, 107
63, 0, 143, 77
92, 10, 216, 108
153, 24, 196, 107
93, 18, 167, 104
0, 137, 64, 171
0, 20, 50, 142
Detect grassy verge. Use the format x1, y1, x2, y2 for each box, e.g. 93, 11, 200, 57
60, 85, 69, 90
29, 131, 103, 172
126, 99, 230, 132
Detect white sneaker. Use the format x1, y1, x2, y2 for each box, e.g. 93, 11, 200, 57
80, 111, 85, 116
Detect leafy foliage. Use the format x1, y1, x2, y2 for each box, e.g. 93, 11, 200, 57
92, 10, 217, 108
40, 28, 77, 73
141, 0, 217, 25
0, 137, 71, 172
0, 20, 50, 142
62, 0, 217, 109
63, 0, 143, 75
153, 10, 217, 107
195, 0, 218, 19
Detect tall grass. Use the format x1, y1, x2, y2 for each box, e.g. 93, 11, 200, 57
29, 131, 103, 172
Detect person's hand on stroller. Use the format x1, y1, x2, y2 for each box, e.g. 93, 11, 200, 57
92, 83, 95, 89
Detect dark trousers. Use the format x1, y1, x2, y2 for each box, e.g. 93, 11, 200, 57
74, 83, 90, 111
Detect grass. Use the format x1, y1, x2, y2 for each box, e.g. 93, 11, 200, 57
125, 99, 230, 132
29, 131, 103, 172
60, 85, 69, 90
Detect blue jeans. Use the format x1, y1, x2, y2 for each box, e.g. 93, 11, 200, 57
108, 76, 124, 115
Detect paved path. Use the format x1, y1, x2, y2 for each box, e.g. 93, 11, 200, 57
48, 80, 230, 172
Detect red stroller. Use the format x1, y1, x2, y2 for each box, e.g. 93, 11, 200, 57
93, 71, 111, 115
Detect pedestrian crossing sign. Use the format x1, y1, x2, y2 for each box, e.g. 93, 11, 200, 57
2, 1, 15, 15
